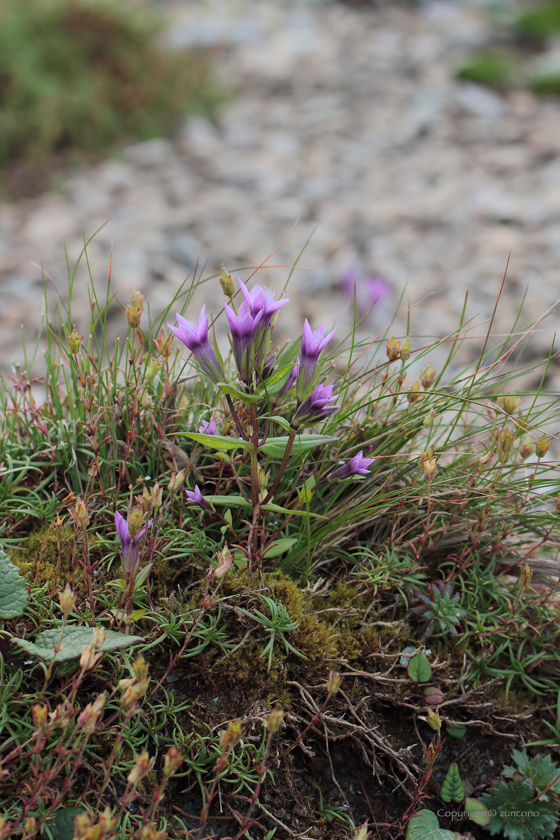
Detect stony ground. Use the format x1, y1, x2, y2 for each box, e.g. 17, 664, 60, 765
1, 0, 560, 383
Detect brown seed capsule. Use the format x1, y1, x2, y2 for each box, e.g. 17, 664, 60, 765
386, 335, 401, 361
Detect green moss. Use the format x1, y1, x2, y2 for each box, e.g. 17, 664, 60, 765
516, 1, 560, 42
11, 523, 75, 587
530, 73, 560, 95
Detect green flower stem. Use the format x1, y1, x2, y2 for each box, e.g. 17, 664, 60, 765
262, 428, 297, 506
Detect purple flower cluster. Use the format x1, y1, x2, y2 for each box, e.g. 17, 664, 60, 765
167, 306, 223, 382
297, 320, 335, 400
225, 280, 288, 383
330, 451, 375, 480
185, 485, 212, 511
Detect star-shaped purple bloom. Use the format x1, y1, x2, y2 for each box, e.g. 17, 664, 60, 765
293, 383, 338, 428
330, 451, 375, 480
115, 511, 152, 574
225, 302, 264, 383
297, 320, 336, 400
167, 306, 223, 383
199, 417, 217, 435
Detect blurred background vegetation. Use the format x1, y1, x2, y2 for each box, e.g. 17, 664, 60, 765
0, 0, 221, 182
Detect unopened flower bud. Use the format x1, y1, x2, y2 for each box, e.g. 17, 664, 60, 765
220, 266, 235, 298
140, 483, 162, 514
66, 328, 85, 355
496, 428, 515, 460
423, 457, 437, 481
219, 719, 244, 749
140, 390, 153, 409
164, 746, 183, 777
386, 335, 401, 361
145, 358, 163, 382
266, 708, 284, 734
154, 327, 173, 359
407, 380, 421, 404
70, 497, 89, 528
519, 565, 533, 590
32, 705, 48, 730
536, 435, 550, 459
426, 708, 441, 731
418, 448, 433, 469
421, 364, 436, 389
126, 291, 144, 329
169, 470, 185, 493
127, 505, 144, 539
91, 627, 108, 651
503, 395, 521, 416
327, 671, 342, 696
58, 583, 75, 619
140, 825, 167, 840
262, 353, 276, 380
133, 654, 149, 681
400, 337, 411, 362
128, 751, 151, 787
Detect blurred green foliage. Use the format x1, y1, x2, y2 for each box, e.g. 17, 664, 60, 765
515, 1, 560, 42
456, 50, 515, 88
0, 0, 219, 166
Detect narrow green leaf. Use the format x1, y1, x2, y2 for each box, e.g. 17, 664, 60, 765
218, 383, 261, 404
261, 503, 328, 520
264, 538, 298, 558
179, 432, 254, 452
407, 653, 432, 683
261, 434, 338, 458
208, 495, 252, 508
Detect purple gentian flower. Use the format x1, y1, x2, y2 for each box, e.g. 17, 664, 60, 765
330, 451, 375, 480
341, 269, 391, 316
292, 383, 338, 428
167, 306, 224, 383
199, 417, 217, 435
238, 280, 289, 370
225, 302, 264, 383
185, 485, 212, 511
278, 360, 298, 397
297, 320, 335, 400
115, 511, 152, 574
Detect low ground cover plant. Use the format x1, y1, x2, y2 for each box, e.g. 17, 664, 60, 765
0, 0, 219, 194
0, 238, 560, 839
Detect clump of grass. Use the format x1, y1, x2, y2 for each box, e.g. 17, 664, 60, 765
0, 238, 560, 838
456, 50, 515, 88
0, 0, 219, 167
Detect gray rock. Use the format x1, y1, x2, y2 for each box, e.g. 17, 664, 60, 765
455, 83, 506, 119
166, 233, 202, 269
123, 139, 173, 167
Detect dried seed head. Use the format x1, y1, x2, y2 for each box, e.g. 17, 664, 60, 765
126, 290, 144, 328
214, 545, 233, 580
518, 439, 534, 461
127, 505, 145, 539
536, 435, 550, 459
354, 824, 370, 840
386, 335, 401, 361
421, 364, 436, 389
422, 457, 438, 481
32, 705, 48, 730
91, 627, 108, 651
219, 719, 244, 749
70, 497, 89, 528
80, 645, 102, 673
78, 693, 107, 735
169, 470, 185, 493
164, 746, 183, 777
154, 327, 173, 358
145, 358, 164, 382
502, 395, 521, 416
266, 708, 284, 734
220, 266, 235, 298
66, 328, 85, 355
407, 380, 421, 404
128, 751, 151, 787
496, 428, 515, 460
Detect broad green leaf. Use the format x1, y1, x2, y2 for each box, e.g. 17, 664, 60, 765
400, 646, 417, 666
405, 809, 458, 840
46, 807, 86, 840
0, 545, 28, 619
16, 625, 144, 664
408, 653, 432, 682
208, 495, 252, 508
177, 432, 254, 452
465, 798, 491, 827
264, 538, 298, 558
264, 415, 293, 433
446, 724, 466, 739
261, 503, 328, 520
261, 434, 338, 458
218, 383, 261, 404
